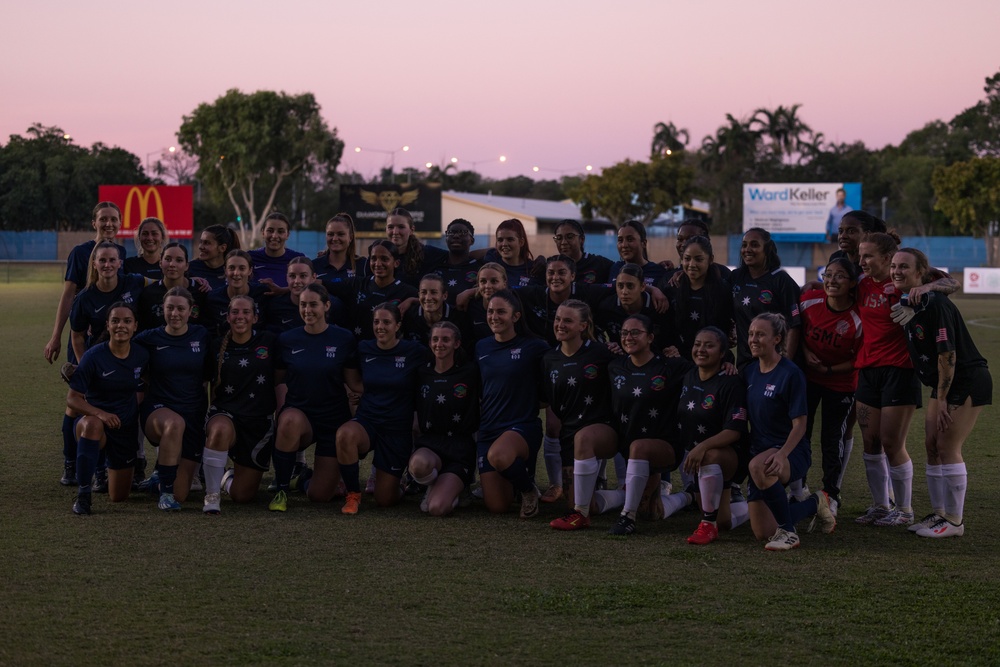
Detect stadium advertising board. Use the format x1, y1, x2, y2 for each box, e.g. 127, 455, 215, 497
743, 182, 861, 242
340, 183, 443, 238
98, 185, 194, 238
964, 267, 1000, 294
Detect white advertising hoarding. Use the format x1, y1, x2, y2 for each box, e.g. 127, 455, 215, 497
964, 268, 1000, 294
743, 182, 862, 242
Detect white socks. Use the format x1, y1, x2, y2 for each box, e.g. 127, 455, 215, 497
661, 491, 691, 517
622, 459, 650, 516
202, 448, 228, 494
925, 463, 945, 514
889, 460, 913, 513
728, 499, 750, 528
594, 489, 625, 514
941, 462, 967, 524
698, 464, 724, 514
573, 457, 601, 516
863, 452, 891, 508
543, 436, 562, 488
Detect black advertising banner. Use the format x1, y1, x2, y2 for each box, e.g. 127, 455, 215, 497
340, 183, 443, 238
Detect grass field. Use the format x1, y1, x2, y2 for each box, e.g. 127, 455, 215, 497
2, 282, 1000, 666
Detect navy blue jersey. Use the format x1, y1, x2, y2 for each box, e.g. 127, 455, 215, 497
609, 260, 667, 286
123, 255, 162, 280
675, 368, 748, 452
65, 241, 126, 290
314, 254, 368, 284
327, 276, 418, 340
593, 291, 670, 346
203, 284, 269, 337
398, 245, 449, 288
187, 259, 227, 290
355, 339, 430, 430
136, 279, 208, 331
466, 300, 495, 345
259, 293, 348, 334
663, 277, 734, 359
609, 354, 692, 445
276, 325, 358, 424
731, 267, 802, 367
476, 334, 549, 435
542, 339, 616, 436
417, 360, 480, 437
741, 356, 809, 456
248, 247, 305, 287
436, 257, 481, 305
402, 304, 473, 349
210, 330, 278, 416
555, 253, 614, 286
69, 274, 147, 348
483, 249, 541, 287
904, 293, 988, 388
517, 283, 614, 346
69, 342, 148, 425
133, 325, 212, 413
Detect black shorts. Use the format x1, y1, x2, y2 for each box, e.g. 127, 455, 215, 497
856, 366, 922, 409
354, 417, 413, 478
206, 406, 275, 471
77, 416, 139, 470
477, 419, 543, 474
140, 402, 206, 463
931, 365, 993, 407
276, 404, 342, 458
414, 434, 476, 486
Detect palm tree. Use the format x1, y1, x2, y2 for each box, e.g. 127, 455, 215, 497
651, 121, 690, 157
751, 104, 814, 163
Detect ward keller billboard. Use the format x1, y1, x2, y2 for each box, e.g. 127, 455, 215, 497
743, 182, 862, 242
340, 183, 443, 238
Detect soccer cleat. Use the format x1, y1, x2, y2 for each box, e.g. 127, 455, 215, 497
609, 514, 637, 536
916, 517, 965, 538
873, 509, 914, 527
266, 478, 278, 492
72, 492, 92, 515
203, 493, 221, 515
855, 505, 892, 525
157, 492, 182, 512
220, 469, 235, 496
908, 512, 943, 533
289, 466, 313, 493
189, 475, 204, 492
342, 491, 362, 515
540, 484, 563, 503
729, 483, 746, 504
268, 490, 288, 512
471, 485, 484, 499
520, 486, 541, 519
60, 463, 77, 486
138, 469, 160, 495
813, 491, 837, 534
687, 520, 719, 545
364, 469, 377, 494
550, 512, 591, 531
764, 528, 800, 551
92, 468, 109, 494
333, 479, 347, 498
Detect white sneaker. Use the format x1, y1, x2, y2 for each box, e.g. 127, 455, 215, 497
203, 493, 221, 515
917, 517, 965, 538
908, 512, 943, 533
873, 508, 914, 527
190, 476, 204, 492
765, 528, 800, 551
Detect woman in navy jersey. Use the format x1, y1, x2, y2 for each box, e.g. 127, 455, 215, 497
551, 220, 613, 286
124, 217, 168, 279
594, 263, 669, 349
730, 228, 801, 367
326, 240, 418, 340
269, 284, 359, 512
609, 221, 666, 286
462, 262, 508, 343
385, 207, 448, 288
799, 258, 862, 513
66, 302, 149, 514
314, 213, 367, 284
478, 219, 542, 288
742, 313, 834, 551
133, 287, 212, 511
679, 327, 750, 545
663, 237, 734, 360
607, 314, 693, 536
336, 303, 429, 513
137, 242, 208, 331
891, 248, 991, 538
543, 301, 618, 531
476, 290, 550, 517
261, 256, 345, 333
247, 212, 304, 288
409, 321, 480, 516
189, 225, 239, 290
437, 218, 480, 303
204, 250, 269, 336
402, 273, 471, 347
204, 295, 279, 514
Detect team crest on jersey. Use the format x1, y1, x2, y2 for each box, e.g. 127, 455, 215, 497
914, 324, 925, 340
532, 306, 546, 320
650, 376, 666, 391
764, 383, 776, 397
123, 294, 134, 304
518, 276, 531, 287
758, 290, 773, 305
395, 355, 406, 368
326, 346, 337, 358
420, 384, 430, 398
191, 305, 200, 319
549, 369, 560, 384
510, 348, 522, 360
613, 375, 626, 389
466, 271, 477, 283
836, 320, 850, 335
453, 383, 468, 398
582, 270, 597, 283
583, 364, 598, 380
154, 304, 164, 320
884, 283, 896, 295
701, 394, 715, 410
256, 346, 269, 359
190, 340, 201, 352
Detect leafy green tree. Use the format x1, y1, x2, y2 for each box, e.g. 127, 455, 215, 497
570, 155, 696, 226
932, 157, 1000, 265
950, 69, 1000, 157
177, 89, 343, 247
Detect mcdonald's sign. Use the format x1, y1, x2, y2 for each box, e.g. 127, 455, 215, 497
98, 185, 194, 238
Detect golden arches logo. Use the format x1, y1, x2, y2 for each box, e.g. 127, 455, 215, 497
123, 187, 164, 229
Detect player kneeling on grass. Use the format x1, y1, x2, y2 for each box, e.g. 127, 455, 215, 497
409, 322, 480, 516
205, 296, 279, 514
742, 314, 835, 551
66, 303, 148, 515
890, 249, 992, 538
678, 327, 751, 545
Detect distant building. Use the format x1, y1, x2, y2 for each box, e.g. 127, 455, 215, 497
443, 191, 613, 236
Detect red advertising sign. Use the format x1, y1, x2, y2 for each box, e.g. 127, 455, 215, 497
98, 185, 194, 238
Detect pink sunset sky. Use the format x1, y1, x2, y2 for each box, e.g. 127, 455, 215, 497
2, 1, 998, 181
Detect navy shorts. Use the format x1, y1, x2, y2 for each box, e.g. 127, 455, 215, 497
206, 406, 275, 472
747, 443, 811, 501
277, 404, 341, 458
140, 402, 206, 463
477, 418, 543, 474
77, 415, 139, 470
856, 366, 922, 409
354, 416, 414, 478
931, 365, 993, 407
414, 434, 476, 486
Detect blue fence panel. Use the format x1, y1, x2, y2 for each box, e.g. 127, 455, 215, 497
0, 231, 58, 260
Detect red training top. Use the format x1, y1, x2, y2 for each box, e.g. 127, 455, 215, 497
855, 275, 911, 369
799, 289, 862, 392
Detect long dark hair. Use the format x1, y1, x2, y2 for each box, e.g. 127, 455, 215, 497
676, 236, 730, 333
388, 207, 423, 278
741, 227, 781, 272
203, 224, 240, 252
488, 289, 534, 338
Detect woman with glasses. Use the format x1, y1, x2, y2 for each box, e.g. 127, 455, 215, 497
437, 218, 480, 304
551, 219, 613, 285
